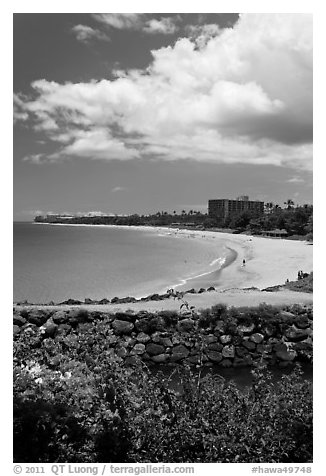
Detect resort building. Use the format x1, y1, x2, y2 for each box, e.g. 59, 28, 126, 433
208, 196, 264, 219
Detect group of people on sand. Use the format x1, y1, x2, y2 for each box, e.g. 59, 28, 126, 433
297, 270, 308, 280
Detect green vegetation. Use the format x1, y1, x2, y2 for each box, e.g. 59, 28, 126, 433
247, 202, 313, 237
284, 272, 313, 293
263, 272, 313, 294
35, 201, 313, 239
14, 303, 313, 463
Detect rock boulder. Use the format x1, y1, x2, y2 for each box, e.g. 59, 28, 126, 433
112, 319, 134, 334
136, 332, 151, 344
276, 348, 297, 361
250, 333, 264, 344
238, 323, 255, 335
171, 344, 189, 361
52, 311, 68, 324
13, 314, 27, 327
206, 351, 223, 363
177, 318, 195, 332
43, 319, 58, 337
146, 343, 165, 356
130, 343, 146, 355
222, 345, 235, 359
220, 334, 232, 344
151, 354, 169, 363
285, 326, 311, 342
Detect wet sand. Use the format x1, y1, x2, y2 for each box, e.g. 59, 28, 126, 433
14, 228, 313, 312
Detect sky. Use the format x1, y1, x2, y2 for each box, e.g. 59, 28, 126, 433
13, 12, 313, 221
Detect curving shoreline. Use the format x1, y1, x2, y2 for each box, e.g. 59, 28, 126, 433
173, 245, 238, 292
16, 224, 313, 309
33, 222, 313, 289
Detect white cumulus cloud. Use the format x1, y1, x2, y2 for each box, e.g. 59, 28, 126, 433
185, 23, 221, 46
71, 24, 110, 43
15, 14, 312, 170
143, 17, 180, 34
92, 13, 144, 30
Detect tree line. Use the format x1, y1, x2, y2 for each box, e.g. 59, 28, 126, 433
35, 200, 313, 239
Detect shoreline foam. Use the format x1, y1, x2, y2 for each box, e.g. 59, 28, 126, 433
30, 223, 235, 299
15, 224, 313, 310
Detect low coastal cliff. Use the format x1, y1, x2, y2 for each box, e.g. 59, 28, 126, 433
13, 303, 313, 367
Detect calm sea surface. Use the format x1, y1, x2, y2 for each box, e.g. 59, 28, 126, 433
13, 223, 229, 303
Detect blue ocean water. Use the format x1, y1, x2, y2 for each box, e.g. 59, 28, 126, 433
13, 223, 230, 303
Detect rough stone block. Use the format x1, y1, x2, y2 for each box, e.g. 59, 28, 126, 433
285, 326, 311, 342
207, 342, 223, 352
13, 314, 27, 327
206, 351, 223, 363
116, 347, 128, 358
222, 345, 235, 359
151, 353, 169, 363
52, 311, 68, 324
170, 344, 189, 361
112, 319, 134, 334
185, 355, 201, 365
177, 319, 195, 332
130, 343, 146, 355
160, 337, 173, 347
204, 334, 217, 344
43, 319, 58, 337
242, 340, 256, 351
238, 323, 255, 335
220, 334, 232, 344
214, 320, 226, 333
250, 333, 264, 344
136, 332, 151, 344
146, 343, 165, 356
114, 312, 136, 323
28, 310, 48, 326
276, 349, 297, 361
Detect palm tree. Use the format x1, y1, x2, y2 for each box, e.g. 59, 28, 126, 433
284, 199, 295, 210
264, 202, 274, 214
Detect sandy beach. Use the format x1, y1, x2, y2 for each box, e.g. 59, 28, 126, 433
117, 225, 313, 293
33, 223, 313, 290
15, 226, 313, 312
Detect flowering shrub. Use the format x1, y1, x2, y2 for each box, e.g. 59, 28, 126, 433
14, 358, 131, 462
13, 310, 312, 463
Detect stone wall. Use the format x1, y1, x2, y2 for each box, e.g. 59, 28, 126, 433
13, 305, 313, 367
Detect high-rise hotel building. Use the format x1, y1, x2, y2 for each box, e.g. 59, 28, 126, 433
208, 196, 264, 219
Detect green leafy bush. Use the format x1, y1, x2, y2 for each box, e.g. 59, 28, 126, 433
158, 310, 179, 327
14, 337, 312, 463
13, 303, 313, 463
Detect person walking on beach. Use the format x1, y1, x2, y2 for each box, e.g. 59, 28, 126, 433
242, 259, 246, 267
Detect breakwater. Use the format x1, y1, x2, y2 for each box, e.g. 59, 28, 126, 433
13, 303, 313, 368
